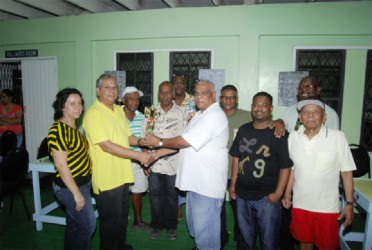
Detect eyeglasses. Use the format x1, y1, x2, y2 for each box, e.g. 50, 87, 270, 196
220, 96, 237, 101
101, 86, 118, 91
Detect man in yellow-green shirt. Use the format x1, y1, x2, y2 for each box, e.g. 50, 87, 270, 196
83, 74, 154, 250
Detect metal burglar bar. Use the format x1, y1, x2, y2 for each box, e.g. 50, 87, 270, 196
360, 50, 372, 150
116, 53, 153, 111
296, 50, 345, 120
170, 51, 211, 95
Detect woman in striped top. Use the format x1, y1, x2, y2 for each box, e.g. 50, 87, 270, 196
47, 88, 96, 250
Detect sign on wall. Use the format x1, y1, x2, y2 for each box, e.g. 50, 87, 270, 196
5, 49, 38, 58
278, 71, 309, 106
199, 69, 225, 101
104, 70, 126, 102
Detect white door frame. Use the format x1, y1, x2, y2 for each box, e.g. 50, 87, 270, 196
0, 57, 58, 161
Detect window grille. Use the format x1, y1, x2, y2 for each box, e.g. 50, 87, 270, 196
116, 53, 153, 110
296, 50, 345, 119
360, 50, 372, 150
170, 51, 211, 95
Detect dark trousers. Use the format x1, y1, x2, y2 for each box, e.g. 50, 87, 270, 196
279, 207, 296, 249
221, 181, 243, 249
149, 173, 178, 230
95, 184, 130, 250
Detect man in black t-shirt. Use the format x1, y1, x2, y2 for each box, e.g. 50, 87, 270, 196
229, 91, 292, 249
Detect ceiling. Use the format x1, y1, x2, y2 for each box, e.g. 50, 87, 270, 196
0, 0, 365, 22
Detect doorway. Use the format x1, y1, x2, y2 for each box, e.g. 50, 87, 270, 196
0, 57, 57, 161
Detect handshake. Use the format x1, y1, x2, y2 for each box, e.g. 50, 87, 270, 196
137, 134, 164, 167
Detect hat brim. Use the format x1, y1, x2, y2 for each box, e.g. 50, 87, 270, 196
298, 99, 324, 111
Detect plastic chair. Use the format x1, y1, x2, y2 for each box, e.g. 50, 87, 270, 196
0, 130, 17, 157
350, 144, 371, 178
0, 147, 31, 220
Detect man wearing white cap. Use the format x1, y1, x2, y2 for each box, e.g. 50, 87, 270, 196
282, 98, 356, 250
280, 76, 340, 249
122, 86, 151, 231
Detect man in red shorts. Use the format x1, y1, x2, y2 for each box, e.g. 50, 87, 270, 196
282, 97, 356, 249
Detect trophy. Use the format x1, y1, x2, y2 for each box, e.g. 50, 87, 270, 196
144, 105, 160, 134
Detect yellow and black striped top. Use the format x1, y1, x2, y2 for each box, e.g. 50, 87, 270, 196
47, 121, 92, 187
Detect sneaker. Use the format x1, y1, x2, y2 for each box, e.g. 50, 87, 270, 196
167, 228, 177, 240
150, 228, 160, 240
133, 221, 151, 232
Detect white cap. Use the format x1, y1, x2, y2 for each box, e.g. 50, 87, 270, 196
297, 99, 325, 111
122, 86, 143, 98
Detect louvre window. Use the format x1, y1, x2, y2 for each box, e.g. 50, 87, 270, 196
116, 53, 153, 110
360, 50, 372, 150
296, 50, 345, 119
170, 51, 211, 95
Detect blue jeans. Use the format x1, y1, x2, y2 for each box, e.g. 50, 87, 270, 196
236, 195, 281, 250
186, 191, 224, 250
95, 184, 130, 250
149, 173, 178, 230
53, 182, 96, 250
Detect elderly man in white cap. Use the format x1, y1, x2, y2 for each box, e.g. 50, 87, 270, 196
282, 98, 356, 250
121, 86, 151, 231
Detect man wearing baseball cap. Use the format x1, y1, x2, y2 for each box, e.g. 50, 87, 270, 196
280, 76, 340, 249
121, 86, 151, 231
282, 97, 356, 249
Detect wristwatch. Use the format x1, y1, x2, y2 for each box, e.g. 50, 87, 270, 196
158, 138, 163, 147
345, 201, 354, 206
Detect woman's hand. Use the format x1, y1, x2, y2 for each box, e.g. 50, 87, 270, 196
74, 191, 85, 211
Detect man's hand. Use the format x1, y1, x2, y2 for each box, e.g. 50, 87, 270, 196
270, 119, 286, 138
282, 192, 292, 209
143, 167, 151, 176
142, 134, 161, 148
229, 185, 237, 200
338, 204, 354, 228
148, 151, 159, 165
138, 151, 159, 166
268, 192, 282, 203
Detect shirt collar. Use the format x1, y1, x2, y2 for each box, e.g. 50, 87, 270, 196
297, 124, 328, 139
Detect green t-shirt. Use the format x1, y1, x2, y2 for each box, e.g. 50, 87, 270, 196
227, 108, 252, 179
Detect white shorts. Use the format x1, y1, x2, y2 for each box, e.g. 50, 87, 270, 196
130, 161, 148, 193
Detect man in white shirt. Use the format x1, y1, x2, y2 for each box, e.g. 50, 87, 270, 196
282, 98, 355, 249
280, 76, 340, 249
143, 80, 229, 250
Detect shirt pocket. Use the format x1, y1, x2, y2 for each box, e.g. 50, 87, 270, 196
316, 152, 337, 172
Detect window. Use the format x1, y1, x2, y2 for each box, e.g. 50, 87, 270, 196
296, 50, 346, 119
116, 52, 153, 110
170, 51, 211, 95
360, 50, 372, 150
